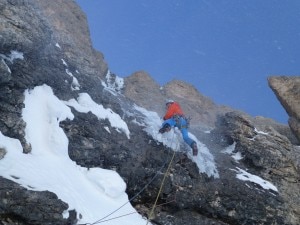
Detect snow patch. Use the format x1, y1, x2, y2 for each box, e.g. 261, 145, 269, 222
221, 142, 243, 161
234, 167, 278, 192
0, 50, 24, 63
65, 93, 130, 139
65, 69, 80, 90
22, 85, 74, 157
102, 70, 124, 95
1, 59, 11, 73
55, 43, 61, 49
61, 59, 68, 66
104, 126, 111, 133
254, 127, 269, 135
9, 50, 24, 62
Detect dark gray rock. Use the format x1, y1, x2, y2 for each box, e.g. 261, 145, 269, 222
212, 111, 300, 224
253, 116, 299, 145
0, 177, 77, 225
0, 148, 6, 160
0, 0, 299, 225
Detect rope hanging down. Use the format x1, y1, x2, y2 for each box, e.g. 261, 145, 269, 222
146, 149, 176, 225
146, 131, 179, 225
93, 198, 179, 225
79, 129, 179, 225
80, 136, 175, 225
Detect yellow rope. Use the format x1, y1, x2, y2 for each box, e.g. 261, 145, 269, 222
146, 146, 177, 225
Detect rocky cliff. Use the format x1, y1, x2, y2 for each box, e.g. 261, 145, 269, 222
0, 1, 299, 225
124, 71, 232, 130
268, 76, 300, 142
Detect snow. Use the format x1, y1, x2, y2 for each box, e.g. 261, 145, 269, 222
0, 84, 147, 225
234, 167, 278, 192
104, 126, 111, 133
0, 50, 24, 63
133, 104, 219, 178
232, 151, 243, 161
22, 85, 74, 157
222, 142, 243, 161
1, 59, 11, 73
65, 93, 130, 139
61, 58, 68, 66
56, 43, 62, 49
254, 127, 269, 135
60, 57, 80, 91
8, 50, 24, 62
105, 71, 124, 87
223, 144, 278, 192
101, 70, 124, 95
65, 69, 80, 91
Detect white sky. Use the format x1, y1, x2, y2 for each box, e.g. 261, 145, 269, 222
0, 72, 279, 223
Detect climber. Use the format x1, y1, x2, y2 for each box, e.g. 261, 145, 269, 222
159, 99, 198, 156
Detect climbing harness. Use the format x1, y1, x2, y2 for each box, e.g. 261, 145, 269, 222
173, 114, 191, 129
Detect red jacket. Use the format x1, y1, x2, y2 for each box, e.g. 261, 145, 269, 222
163, 102, 184, 120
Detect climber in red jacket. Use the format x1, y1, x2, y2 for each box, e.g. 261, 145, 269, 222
159, 99, 198, 156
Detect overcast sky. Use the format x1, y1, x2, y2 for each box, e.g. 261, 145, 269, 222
76, 0, 300, 124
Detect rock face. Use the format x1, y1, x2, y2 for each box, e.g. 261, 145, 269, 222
0, 179, 76, 225
0, 1, 300, 225
124, 71, 165, 115
268, 76, 300, 142
212, 111, 300, 225
124, 71, 232, 130
34, 0, 108, 78
124, 73, 300, 146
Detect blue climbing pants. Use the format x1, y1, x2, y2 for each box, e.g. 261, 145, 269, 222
162, 116, 194, 147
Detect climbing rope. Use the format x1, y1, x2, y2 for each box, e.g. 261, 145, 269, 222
78, 128, 180, 225
146, 149, 176, 225
146, 131, 179, 225
92, 196, 180, 225
89, 211, 137, 224
79, 134, 176, 225
84, 158, 170, 225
